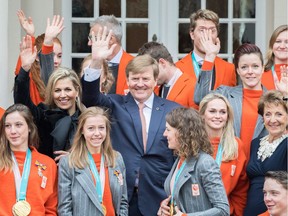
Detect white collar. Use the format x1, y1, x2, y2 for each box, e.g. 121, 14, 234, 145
135, 93, 154, 109
193, 51, 204, 64
109, 49, 123, 64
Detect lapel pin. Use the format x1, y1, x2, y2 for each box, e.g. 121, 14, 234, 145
114, 170, 124, 186
35, 160, 47, 177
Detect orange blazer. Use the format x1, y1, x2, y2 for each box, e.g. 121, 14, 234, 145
0, 107, 5, 119
115, 50, 134, 95
176, 52, 236, 89
166, 72, 198, 109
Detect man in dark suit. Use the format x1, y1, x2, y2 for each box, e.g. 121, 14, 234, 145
82, 27, 181, 216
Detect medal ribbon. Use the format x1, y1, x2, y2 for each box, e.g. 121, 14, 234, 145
192, 53, 201, 78
215, 142, 223, 167
171, 160, 186, 206
12, 148, 32, 201
88, 152, 105, 203
271, 65, 278, 87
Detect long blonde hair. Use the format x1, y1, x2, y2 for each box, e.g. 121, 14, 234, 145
68, 107, 116, 169
199, 93, 238, 161
0, 104, 39, 172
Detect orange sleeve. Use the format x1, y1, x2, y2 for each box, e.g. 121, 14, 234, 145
201, 60, 214, 70
42, 44, 53, 54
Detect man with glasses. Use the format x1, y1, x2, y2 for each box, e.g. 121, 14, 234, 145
88, 15, 133, 95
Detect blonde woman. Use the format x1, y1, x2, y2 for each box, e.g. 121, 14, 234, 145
14, 35, 84, 161
58, 107, 128, 215
262, 25, 288, 90
199, 93, 249, 216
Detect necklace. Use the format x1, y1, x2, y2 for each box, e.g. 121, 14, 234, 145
257, 134, 287, 162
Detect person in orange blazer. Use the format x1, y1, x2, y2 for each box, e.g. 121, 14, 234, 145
262, 25, 288, 90
138, 41, 197, 109
176, 9, 236, 103
88, 15, 134, 95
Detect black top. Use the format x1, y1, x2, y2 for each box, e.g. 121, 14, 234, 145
244, 136, 287, 215
14, 68, 80, 158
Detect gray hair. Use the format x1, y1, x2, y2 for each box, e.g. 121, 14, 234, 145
90, 15, 122, 44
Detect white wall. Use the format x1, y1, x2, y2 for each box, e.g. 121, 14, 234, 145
0, 0, 54, 109
274, 0, 288, 28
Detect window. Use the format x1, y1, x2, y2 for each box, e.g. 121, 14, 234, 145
61, 0, 266, 72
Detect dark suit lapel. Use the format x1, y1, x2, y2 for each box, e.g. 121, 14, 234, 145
75, 168, 103, 213
124, 94, 144, 153
146, 97, 165, 152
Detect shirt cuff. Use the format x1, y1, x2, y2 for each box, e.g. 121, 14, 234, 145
84, 66, 101, 82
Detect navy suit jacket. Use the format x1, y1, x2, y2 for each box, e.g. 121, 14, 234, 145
82, 78, 181, 216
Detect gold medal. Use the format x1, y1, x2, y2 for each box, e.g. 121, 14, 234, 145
12, 200, 31, 216
170, 203, 174, 216
102, 203, 107, 216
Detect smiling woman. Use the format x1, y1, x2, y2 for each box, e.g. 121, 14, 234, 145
0, 104, 58, 215
58, 106, 128, 216
14, 35, 84, 161
199, 93, 249, 216
244, 90, 288, 215
195, 43, 268, 159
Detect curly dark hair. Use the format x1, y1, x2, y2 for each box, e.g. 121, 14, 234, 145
165, 107, 213, 159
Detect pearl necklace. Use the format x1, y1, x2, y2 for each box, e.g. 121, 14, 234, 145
257, 134, 288, 162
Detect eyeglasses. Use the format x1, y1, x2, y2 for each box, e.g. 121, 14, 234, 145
87, 34, 113, 41
88, 35, 95, 41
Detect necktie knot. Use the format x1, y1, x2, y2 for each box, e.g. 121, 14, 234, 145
138, 102, 145, 110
